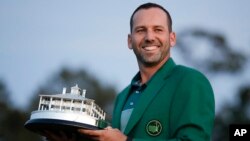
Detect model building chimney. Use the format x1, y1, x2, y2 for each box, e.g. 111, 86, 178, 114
82, 89, 86, 97
62, 87, 67, 94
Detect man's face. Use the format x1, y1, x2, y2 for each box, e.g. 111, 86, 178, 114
128, 8, 176, 67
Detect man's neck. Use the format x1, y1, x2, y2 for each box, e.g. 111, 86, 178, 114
138, 57, 169, 84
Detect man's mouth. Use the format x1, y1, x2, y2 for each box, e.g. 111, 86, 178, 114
142, 46, 159, 51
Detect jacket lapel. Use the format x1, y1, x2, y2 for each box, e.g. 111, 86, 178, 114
124, 58, 176, 135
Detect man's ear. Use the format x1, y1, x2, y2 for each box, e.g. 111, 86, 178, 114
127, 34, 133, 49
170, 32, 176, 47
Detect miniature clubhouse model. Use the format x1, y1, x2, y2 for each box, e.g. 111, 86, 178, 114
25, 84, 108, 137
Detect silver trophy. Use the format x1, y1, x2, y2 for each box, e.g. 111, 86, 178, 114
24, 84, 109, 139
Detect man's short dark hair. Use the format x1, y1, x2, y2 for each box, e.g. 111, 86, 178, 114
130, 2, 173, 33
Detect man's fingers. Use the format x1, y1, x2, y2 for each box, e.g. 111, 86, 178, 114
78, 129, 103, 136
105, 126, 112, 130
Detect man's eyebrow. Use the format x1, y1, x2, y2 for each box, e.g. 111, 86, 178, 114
154, 25, 165, 28
134, 25, 145, 29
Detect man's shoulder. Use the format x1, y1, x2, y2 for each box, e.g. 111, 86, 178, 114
174, 65, 204, 75
172, 65, 210, 82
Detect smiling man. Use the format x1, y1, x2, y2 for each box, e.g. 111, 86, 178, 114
45, 2, 215, 141
79, 3, 215, 141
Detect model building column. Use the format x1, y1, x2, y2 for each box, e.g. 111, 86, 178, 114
38, 96, 42, 110
90, 101, 94, 116
49, 97, 52, 110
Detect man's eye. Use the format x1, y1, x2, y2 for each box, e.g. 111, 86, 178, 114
155, 29, 163, 32
136, 29, 145, 33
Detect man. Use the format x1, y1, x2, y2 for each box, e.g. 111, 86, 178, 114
46, 2, 215, 141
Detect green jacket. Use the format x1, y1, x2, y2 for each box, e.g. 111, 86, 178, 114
112, 58, 215, 141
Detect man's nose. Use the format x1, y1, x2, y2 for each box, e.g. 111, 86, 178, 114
145, 31, 155, 42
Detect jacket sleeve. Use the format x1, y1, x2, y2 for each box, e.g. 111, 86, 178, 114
168, 70, 215, 141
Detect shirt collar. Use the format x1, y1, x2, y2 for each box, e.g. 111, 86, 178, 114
130, 73, 147, 91
130, 57, 176, 87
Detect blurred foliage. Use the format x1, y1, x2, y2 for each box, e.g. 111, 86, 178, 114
0, 81, 42, 141
0, 28, 249, 141
176, 28, 247, 73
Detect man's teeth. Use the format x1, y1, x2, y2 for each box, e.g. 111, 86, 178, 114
143, 46, 158, 51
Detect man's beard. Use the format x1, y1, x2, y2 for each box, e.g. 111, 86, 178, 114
135, 50, 163, 67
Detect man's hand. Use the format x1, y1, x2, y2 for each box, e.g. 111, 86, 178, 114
78, 126, 127, 141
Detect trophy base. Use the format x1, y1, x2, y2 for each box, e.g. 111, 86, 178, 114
24, 118, 108, 140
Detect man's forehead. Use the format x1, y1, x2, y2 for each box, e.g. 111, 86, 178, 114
132, 8, 168, 28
